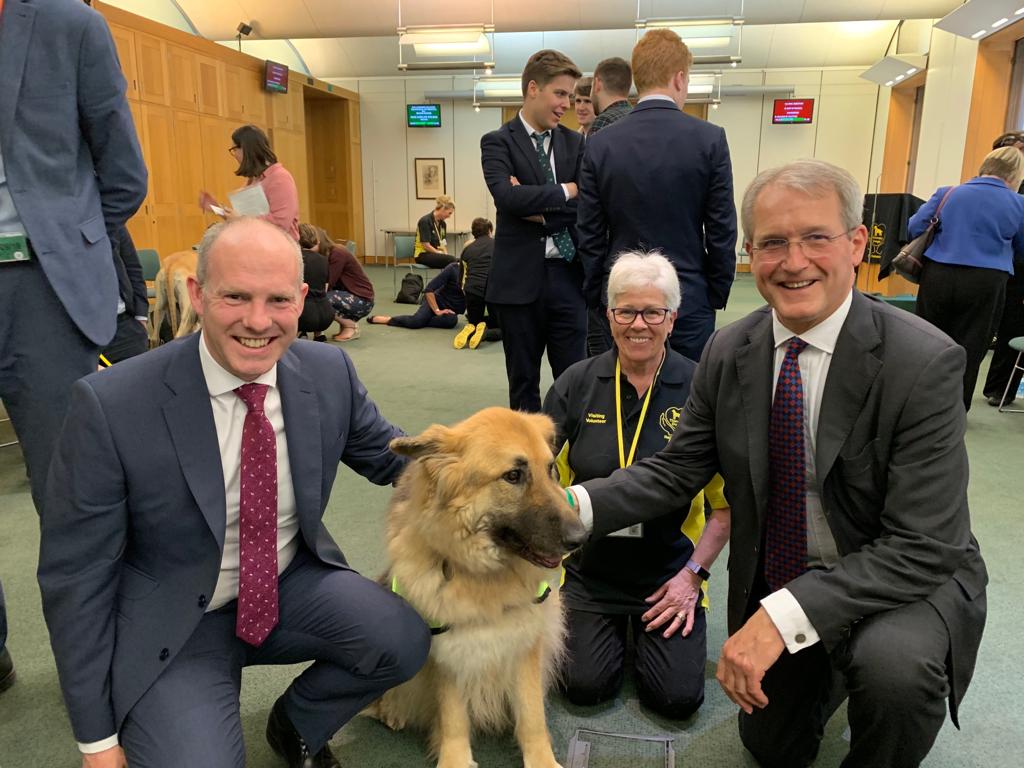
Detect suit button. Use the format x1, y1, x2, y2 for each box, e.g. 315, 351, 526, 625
159, 648, 169, 661
197, 594, 207, 608
795, 633, 806, 644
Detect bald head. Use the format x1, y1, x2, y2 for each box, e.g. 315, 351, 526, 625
197, 218, 303, 289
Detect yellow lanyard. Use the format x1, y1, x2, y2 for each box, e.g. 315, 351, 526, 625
432, 217, 444, 245
615, 356, 664, 469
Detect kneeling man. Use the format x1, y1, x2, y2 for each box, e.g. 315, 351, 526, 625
39, 218, 430, 768
570, 160, 987, 767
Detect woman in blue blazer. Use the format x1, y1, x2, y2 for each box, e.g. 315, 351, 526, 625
910, 147, 1024, 410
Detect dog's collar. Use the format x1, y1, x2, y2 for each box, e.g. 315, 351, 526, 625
390, 575, 552, 636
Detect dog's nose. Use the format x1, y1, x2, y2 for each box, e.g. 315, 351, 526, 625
561, 517, 588, 551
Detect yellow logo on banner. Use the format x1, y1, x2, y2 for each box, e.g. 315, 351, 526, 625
659, 406, 682, 438
869, 223, 885, 259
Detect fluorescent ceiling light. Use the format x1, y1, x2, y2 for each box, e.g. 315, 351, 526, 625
638, 17, 742, 28
413, 37, 489, 56
688, 84, 714, 94
679, 36, 732, 49
399, 28, 486, 45
859, 54, 927, 86
935, 0, 1024, 40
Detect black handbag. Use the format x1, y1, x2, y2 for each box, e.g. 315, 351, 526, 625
891, 187, 955, 283
395, 272, 424, 304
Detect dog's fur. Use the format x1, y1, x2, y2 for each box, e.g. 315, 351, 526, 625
150, 250, 200, 346
368, 407, 586, 768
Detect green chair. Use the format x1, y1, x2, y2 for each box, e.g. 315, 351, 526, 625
392, 235, 422, 293
344, 240, 357, 259
137, 248, 161, 300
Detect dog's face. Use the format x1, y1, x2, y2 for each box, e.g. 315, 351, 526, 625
391, 408, 587, 570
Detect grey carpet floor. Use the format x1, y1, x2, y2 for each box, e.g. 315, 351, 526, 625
0, 270, 1019, 767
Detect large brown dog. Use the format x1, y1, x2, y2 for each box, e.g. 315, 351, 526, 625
150, 250, 200, 346
368, 407, 587, 768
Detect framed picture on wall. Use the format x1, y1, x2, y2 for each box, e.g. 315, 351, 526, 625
415, 158, 446, 199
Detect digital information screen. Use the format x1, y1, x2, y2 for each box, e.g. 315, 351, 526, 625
772, 99, 814, 124
407, 104, 442, 128
265, 61, 289, 94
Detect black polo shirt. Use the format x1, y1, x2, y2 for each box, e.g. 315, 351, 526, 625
543, 348, 726, 613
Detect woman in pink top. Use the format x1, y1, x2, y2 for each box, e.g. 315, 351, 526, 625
199, 124, 300, 240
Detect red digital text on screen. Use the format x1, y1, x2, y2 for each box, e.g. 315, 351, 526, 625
772, 99, 814, 124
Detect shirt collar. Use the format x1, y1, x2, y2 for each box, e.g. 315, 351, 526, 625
518, 110, 548, 138
198, 330, 278, 398
771, 290, 853, 354
638, 94, 676, 104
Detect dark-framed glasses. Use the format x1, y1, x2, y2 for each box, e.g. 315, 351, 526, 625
610, 307, 672, 325
227, 145, 240, 155
750, 228, 856, 257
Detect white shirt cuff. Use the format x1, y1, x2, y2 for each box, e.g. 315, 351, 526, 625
561, 183, 570, 201
760, 588, 820, 654
79, 735, 119, 754
569, 484, 593, 533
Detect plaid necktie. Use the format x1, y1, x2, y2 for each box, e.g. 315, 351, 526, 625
531, 131, 576, 262
764, 338, 810, 592
234, 383, 279, 646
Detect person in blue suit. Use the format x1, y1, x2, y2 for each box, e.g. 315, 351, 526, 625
38, 219, 431, 768
577, 29, 737, 361
0, 0, 147, 693
481, 49, 586, 412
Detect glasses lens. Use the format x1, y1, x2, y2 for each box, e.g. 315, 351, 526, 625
641, 309, 668, 324
611, 309, 637, 324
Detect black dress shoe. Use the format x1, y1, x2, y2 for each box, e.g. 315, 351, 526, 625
266, 697, 341, 768
0, 648, 15, 694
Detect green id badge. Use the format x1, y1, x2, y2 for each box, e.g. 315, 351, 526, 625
0, 234, 31, 263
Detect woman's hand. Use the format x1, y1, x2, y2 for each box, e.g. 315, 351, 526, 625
642, 568, 702, 638
198, 190, 220, 213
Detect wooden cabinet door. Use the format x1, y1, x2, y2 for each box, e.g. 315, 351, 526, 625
124, 100, 154, 248
109, 24, 139, 102
196, 55, 224, 117
200, 116, 241, 211
173, 110, 207, 250
240, 70, 267, 125
139, 104, 180, 256
167, 45, 198, 112
289, 87, 306, 132
272, 92, 291, 130
271, 129, 309, 223
135, 32, 169, 106
223, 66, 246, 121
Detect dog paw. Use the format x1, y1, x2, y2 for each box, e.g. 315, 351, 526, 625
523, 757, 562, 768
435, 759, 477, 768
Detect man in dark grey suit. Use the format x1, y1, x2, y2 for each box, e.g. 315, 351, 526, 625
0, 0, 147, 692
38, 219, 430, 768
569, 160, 987, 767
578, 29, 736, 360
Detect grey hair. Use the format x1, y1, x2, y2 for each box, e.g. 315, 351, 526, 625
741, 159, 863, 244
979, 146, 1024, 190
196, 218, 303, 288
606, 250, 681, 310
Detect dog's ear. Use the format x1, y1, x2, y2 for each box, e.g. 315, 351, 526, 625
390, 424, 454, 459
523, 412, 557, 453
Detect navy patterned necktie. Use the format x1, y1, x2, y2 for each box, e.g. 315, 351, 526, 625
765, 337, 810, 592
531, 131, 576, 262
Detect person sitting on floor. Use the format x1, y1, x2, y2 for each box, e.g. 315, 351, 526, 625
368, 260, 465, 330
296, 223, 335, 342
453, 217, 502, 349
318, 227, 374, 342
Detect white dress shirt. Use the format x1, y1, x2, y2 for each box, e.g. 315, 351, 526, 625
79, 334, 301, 754
518, 110, 571, 259
570, 292, 855, 657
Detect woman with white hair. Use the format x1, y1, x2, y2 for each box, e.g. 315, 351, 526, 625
543, 250, 730, 719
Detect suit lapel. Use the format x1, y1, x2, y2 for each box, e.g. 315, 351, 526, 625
277, 348, 323, 538
815, 292, 882, 485
507, 117, 547, 184
0, 0, 36, 143
162, 335, 227, 550
735, 312, 774, 525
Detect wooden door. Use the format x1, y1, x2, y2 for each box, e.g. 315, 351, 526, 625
173, 110, 207, 250
135, 32, 169, 106
109, 24, 139, 102
124, 100, 154, 247
224, 66, 246, 121
196, 55, 224, 117
139, 104, 180, 255
200, 116, 241, 211
271, 128, 309, 223
167, 45, 198, 112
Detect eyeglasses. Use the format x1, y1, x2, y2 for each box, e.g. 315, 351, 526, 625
227, 146, 240, 155
750, 228, 856, 258
610, 307, 672, 325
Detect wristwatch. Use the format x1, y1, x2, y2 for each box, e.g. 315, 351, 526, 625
684, 559, 711, 581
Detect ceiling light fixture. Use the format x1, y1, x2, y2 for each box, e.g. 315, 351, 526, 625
935, 0, 1024, 41
859, 54, 927, 87
396, 0, 497, 72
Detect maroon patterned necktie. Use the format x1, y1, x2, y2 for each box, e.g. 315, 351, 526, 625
765, 337, 810, 592
234, 383, 279, 646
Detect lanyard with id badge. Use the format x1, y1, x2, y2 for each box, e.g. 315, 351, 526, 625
0, 233, 31, 263
607, 357, 664, 539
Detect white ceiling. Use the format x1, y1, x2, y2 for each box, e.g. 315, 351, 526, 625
106, 0, 965, 78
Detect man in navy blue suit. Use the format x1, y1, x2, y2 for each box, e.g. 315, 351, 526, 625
39, 219, 430, 768
578, 29, 737, 361
481, 50, 586, 412
0, 0, 147, 694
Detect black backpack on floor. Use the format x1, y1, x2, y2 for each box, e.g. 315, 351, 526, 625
395, 272, 424, 304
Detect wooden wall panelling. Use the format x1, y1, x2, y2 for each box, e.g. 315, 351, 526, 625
240, 69, 268, 125
880, 87, 916, 193
199, 116, 241, 218
135, 32, 169, 106
346, 100, 364, 252
270, 127, 310, 223
173, 110, 208, 251
109, 24, 139, 101
167, 44, 199, 111
224, 66, 246, 121
196, 55, 224, 117
125, 101, 154, 247
961, 38, 1015, 182
307, 100, 351, 246
139, 104, 180, 256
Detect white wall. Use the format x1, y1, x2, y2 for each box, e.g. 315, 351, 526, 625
709, 68, 885, 249
332, 76, 501, 258
912, 28, 978, 199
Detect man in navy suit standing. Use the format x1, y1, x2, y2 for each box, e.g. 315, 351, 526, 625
0, 0, 147, 693
481, 50, 586, 412
578, 29, 737, 360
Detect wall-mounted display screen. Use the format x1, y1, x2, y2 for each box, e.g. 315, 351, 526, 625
772, 99, 814, 124
407, 104, 442, 128
264, 61, 289, 94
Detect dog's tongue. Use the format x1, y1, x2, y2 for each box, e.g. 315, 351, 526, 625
538, 554, 562, 569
